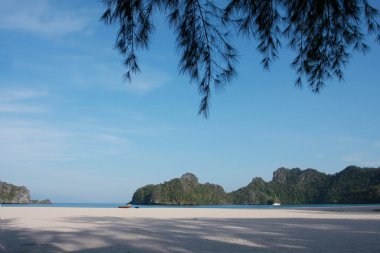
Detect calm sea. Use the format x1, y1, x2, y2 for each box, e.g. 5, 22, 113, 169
1, 203, 379, 209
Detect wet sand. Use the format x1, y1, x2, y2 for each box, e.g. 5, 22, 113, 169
1, 206, 380, 252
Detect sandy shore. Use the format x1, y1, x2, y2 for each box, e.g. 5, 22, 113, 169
1, 206, 380, 252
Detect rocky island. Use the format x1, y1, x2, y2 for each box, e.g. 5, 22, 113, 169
0, 181, 51, 204
131, 166, 380, 205
132, 173, 228, 205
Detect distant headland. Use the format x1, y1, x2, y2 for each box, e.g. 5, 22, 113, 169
0, 181, 51, 204
131, 166, 380, 205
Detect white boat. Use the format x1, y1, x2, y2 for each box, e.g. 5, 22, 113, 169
272, 196, 281, 206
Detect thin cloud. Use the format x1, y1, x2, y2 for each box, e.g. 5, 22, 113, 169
97, 134, 124, 144
127, 66, 172, 92
68, 61, 172, 92
0, 120, 70, 162
0, 0, 89, 37
0, 88, 49, 113
338, 137, 365, 143
342, 152, 366, 163
0, 88, 47, 101
0, 119, 133, 164
0, 104, 49, 113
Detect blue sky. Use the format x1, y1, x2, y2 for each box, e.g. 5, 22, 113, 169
1, 0, 379, 202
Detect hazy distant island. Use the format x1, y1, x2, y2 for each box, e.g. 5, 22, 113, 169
131, 166, 380, 205
0, 181, 51, 204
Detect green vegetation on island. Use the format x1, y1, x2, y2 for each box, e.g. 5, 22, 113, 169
131, 166, 380, 205
132, 173, 228, 205
0, 181, 52, 204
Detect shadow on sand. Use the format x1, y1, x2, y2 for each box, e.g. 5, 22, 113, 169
1, 215, 380, 253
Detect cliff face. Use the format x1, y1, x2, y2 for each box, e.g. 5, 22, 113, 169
0, 181, 31, 203
131, 166, 380, 205
0, 181, 52, 204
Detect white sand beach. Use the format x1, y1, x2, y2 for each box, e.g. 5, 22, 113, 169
1, 206, 380, 252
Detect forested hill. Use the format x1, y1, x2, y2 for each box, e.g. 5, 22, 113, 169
132, 173, 228, 205
131, 166, 380, 205
0, 181, 52, 204
230, 166, 380, 204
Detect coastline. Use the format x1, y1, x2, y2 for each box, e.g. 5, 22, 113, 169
2, 202, 380, 208
1, 205, 380, 252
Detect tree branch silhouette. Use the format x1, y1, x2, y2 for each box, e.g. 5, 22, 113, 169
102, 0, 380, 117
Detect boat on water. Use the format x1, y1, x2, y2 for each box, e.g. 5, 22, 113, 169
118, 203, 132, 208
272, 196, 281, 206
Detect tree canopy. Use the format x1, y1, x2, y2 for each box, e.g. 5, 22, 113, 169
101, 0, 380, 117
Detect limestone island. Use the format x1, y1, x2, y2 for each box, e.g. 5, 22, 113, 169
0, 181, 52, 204
131, 166, 380, 205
